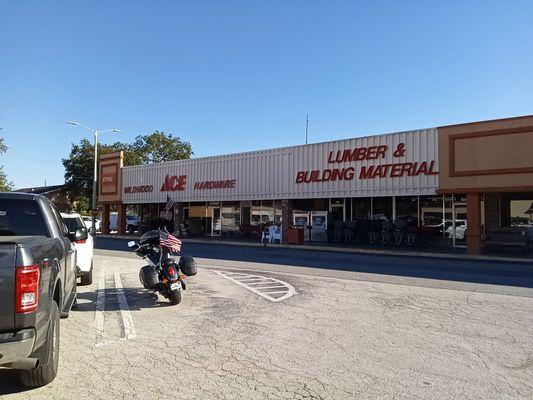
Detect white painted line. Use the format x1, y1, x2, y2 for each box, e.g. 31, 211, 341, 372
263, 290, 291, 294
214, 271, 296, 302
94, 272, 105, 345
254, 285, 288, 290
114, 273, 137, 341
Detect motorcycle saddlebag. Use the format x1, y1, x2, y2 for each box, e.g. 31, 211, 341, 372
139, 265, 159, 289
178, 255, 198, 276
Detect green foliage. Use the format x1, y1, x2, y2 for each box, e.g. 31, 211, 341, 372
131, 131, 192, 164
0, 137, 13, 192
62, 131, 193, 207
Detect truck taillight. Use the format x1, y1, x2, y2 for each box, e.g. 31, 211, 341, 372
15, 265, 40, 314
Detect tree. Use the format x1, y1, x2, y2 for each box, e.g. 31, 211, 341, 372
0, 137, 14, 192
132, 131, 193, 164
62, 131, 192, 212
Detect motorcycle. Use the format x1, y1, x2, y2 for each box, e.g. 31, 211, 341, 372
128, 229, 197, 305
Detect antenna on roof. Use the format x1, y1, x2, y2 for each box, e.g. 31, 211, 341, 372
305, 114, 309, 145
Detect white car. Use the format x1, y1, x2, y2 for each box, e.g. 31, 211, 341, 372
446, 220, 467, 240
109, 213, 139, 234
62, 212, 94, 285
82, 216, 101, 232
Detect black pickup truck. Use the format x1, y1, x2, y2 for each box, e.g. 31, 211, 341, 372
0, 193, 85, 387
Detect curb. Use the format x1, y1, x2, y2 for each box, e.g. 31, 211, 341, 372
95, 234, 533, 264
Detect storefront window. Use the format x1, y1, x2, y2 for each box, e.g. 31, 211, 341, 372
221, 202, 241, 235
396, 196, 418, 223
501, 192, 533, 227
372, 197, 392, 220
353, 198, 371, 220
419, 196, 444, 226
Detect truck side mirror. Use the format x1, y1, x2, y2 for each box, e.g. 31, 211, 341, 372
70, 226, 88, 243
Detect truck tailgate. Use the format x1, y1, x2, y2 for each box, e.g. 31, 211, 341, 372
0, 244, 17, 331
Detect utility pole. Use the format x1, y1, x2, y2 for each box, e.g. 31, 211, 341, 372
305, 114, 309, 145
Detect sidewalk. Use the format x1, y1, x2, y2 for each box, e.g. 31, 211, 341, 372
96, 234, 533, 264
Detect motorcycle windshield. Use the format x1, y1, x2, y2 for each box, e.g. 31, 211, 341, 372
139, 230, 163, 245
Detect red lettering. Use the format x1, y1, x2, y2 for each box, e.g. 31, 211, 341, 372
344, 167, 355, 180
390, 164, 402, 177
296, 171, 305, 183
356, 148, 367, 161
416, 161, 428, 176
400, 163, 413, 177
371, 165, 383, 179
376, 145, 387, 159
366, 146, 377, 159
428, 160, 438, 175
359, 165, 374, 179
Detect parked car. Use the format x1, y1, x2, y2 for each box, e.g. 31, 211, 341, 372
0, 192, 79, 387
62, 213, 94, 285
109, 213, 139, 234
82, 215, 101, 232
446, 220, 467, 240
510, 217, 533, 227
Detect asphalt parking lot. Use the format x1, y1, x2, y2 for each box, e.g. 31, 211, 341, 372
1, 245, 532, 399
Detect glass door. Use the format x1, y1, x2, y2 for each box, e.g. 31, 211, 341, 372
212, 207, 221, 236
451, 201, 467, 248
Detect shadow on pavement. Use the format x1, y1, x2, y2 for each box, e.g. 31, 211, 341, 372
96, 238, 533, 288
75, 287, 174, 312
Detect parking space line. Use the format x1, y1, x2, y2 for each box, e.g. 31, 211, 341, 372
263, 290, 290, 294
114, 273, 137, 341
214, 270, 296, 302
94, 271, 137, 348
94, 272, 105, 344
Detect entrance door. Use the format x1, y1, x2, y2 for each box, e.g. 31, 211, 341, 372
212, 207, 221, 236
451, 201, 467, 248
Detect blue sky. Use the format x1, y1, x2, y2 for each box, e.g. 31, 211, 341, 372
1, 0, 532, 188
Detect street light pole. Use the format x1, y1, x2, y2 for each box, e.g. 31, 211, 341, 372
67, 121, 121, 236
92, 129, 98, 236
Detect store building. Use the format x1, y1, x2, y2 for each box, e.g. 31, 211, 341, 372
98, 115, 533, 256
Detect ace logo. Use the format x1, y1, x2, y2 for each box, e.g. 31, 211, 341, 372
161, 174, 187, 191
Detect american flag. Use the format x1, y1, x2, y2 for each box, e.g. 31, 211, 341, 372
165, 194, 175, 220
160, 230, 182, 253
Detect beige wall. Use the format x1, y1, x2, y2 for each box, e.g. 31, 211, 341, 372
438, 116, 533, 193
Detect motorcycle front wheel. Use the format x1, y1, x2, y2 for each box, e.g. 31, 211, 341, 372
169, 289, 182, 305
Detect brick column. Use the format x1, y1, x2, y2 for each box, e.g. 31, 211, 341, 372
281, 199, 292, 244
101, 203, 110, 234
466, 193, 482, 255
117, 203, 127, 235
484, 193, 500, 231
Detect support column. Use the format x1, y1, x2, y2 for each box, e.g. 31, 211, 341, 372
466, 193, 482, 255
281, 199, 292, 244
101, 203, 110, 234
175, 202, 184, 225
484, 193, 500, 231
118, 203, 127, 235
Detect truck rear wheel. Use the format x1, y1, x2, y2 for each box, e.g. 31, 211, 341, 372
20, 301, 60, 388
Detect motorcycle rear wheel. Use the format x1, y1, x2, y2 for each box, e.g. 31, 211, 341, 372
169, 289, 182, 305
